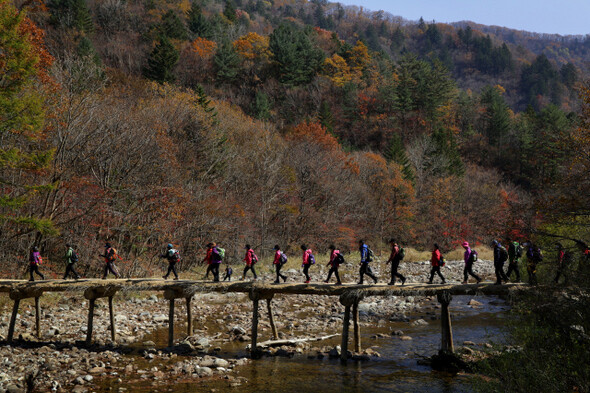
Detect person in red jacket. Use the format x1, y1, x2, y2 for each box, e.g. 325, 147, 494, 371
272, 245, 287, 284
428, 243, 446, 284
201, 243, 215, 280
387, 239, 406, 286
301, 244, 313, 283
325, 245, 342, 285
553, 243, 567, 284
242, 244, 258, 280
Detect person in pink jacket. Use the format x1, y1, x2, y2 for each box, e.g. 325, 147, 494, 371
324, 245, 342, 285
241, 244, 258, 280
301, 244, 313, 283
272, 244, 287, 284
462, 241, 482, 284
428, 243, 445, 284
28, 246, 46, 281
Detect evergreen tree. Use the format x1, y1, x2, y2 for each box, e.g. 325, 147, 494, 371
76, 36, 101, 65
384, 133, 414, 181
214, 38, 240, 84
481, 85, 511, 147
195, 84, 218, 122
160, 10, 188, 40
223, 0, 237, 23
560, 62, 578, 88
390, 27, 405, 52
48, 0, 94, 33
317, 101, 333, 133
269, 23, 324, 86
187, 4, 212, 39
252, 91, 271, 120
431, 128, 464, 176
143, 35, 179, 83
519, 54, 559, 109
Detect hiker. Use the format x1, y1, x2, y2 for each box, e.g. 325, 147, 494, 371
100, 242, 120, 279
160, 243, 180, 280
210, 244, 224, 282
28, 246, 45, 281
492, 240, 509, 285
428, 243, 445, 284
63, 243, 81, 280
506, 238, 522, 282
223, 265, 233, 281
553, 243, 567, 285
241, 244, 258, 280
201, 243, 215, 279
272, 245, 287, 284
325, 245, 343, 285
387, 239, 406, 286
525, 241, 542, 285
461, 241, 481, 284
301, 244, 314, 283
358, 240, 378, 285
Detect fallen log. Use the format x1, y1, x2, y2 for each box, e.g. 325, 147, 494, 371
249, 334, 340, 349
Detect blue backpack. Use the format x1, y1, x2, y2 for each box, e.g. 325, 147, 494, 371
308, 253, 316, 265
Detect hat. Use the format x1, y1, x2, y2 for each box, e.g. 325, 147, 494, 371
167, 243, 173, 249
105, 242, 111, 248
462, 241, 469, 248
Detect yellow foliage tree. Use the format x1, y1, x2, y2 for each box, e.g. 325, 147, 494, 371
323, 54, 352, 87
233, 32, 270, 61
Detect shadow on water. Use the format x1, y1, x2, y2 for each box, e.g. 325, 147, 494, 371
107, 295, 509, 393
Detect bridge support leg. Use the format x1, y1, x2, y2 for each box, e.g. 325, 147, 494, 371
340, 304, 351, 362
437, 291, 454, 353
186, 297, 193, 337
266, 298, 278, 340
7, 299, 21, 343
86, 298, 95, 345
353, 300, 361, 352
108, 296, 116, 343
35, 296, 41, 339
251, 297, 259, 355
168, 298, 175, 347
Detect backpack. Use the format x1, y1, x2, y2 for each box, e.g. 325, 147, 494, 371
514, 243, 523, 258
334, 253, 345, 265
170, 249, 181, 263
499, 246, 508, 262
279, 252, 288, 264
212, 247, 222, 262
469, 249, 478, 263
308, 253, 316, 265
398, 247, 406, 260
250, 250, 259, 264
439, 255, 446, 267
217, 247, 225, 260
366, 247, 374, 262
107, 247, 117, 262
533, 248, 543, 262
71, 250, 79, 263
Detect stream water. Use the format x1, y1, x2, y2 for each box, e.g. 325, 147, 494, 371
104, 295, 509, 392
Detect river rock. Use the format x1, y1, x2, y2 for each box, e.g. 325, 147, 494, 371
400, 336, 413, 341
391, 329, 404, 336
153, 314, 167, 323
195, 366, 213, 377
463, 341, 476, 346
328, 346, 341, 358
231, 326, 246, 335
213, 358, 229, 368
468, 299, 483, 306
5, 384, 24, 393
410, 319, 428, 326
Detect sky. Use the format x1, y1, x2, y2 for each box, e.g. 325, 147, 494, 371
336, 0, 590, 36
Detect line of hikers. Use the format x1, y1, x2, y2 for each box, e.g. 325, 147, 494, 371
25, 238, 590, 285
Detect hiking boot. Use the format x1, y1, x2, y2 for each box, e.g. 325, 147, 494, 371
305, 279, 310, 284
476, 279, 482, 284
427, 281, 433, 284
324, 280, 329, 284
494, 281, 501, 285
162, 275, 168, 280
283, 276, 287, 282
274, 280, 280, 284
441, 281, 446, 284
335, 281, 342, 285
357, 281, 363, 285
29, 279, 34, 282
461, 281, 467, 284
401, 277, 406, 286
173, 277, 179, 280
388, 281, 395, 286
373, 278, 378, 284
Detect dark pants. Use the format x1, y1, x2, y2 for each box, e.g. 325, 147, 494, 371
63, 263, 80, 279
506, 260, 521, 281
303, 264, 311, 281
390, 260, 405, 284
223, 272, 232, 281
243, 265, 257, 279
358, 263, 377, 284
102, 261, 119, 279
326, 265, 341, 283
428, 266, 445, 283
275, 263, 286, 282
211, 263, 220, 281
554, 265, 567, 284
494, 261, 509, 284
164, 262, 178, 279
527, 262, 537, 285
205, 264, 213, 278
463, 261, 481, 282
29, 264, 45, 281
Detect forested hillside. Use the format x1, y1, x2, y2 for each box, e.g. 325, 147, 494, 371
1, 0, 589, 275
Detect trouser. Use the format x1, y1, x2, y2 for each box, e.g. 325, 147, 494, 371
275, 263, 286, 282
205, 264, 213, 278
506, 260, 521, 281
390, 260, 405, 284
428, 266, 445, 283
326, 265, 341, 283
223, 272, 232, 281
494, 261, 509, 283
527, 262, 537, 285
358, 263, 377, 284
303, 264, 311, 281
103, 261, 119, 278
164, 262, 178, 279
211, 263, 220, 281
63, 263, 80, 279
463, 261, 481, 282
243, 265, 257, 279
29, 264, 45, 281
554, 265, 567, 284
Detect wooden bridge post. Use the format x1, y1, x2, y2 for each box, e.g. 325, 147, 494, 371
248, 290, 261, 357
168, 298, 175, 347
86, 298, 95, 345
352, 299, 361, 353
186, 297, 193, 336
7, 299, 21, 343
266, 297, 279, 340
108, 296, 116, 342
437, 291, 454, 353
341, 304, 351, 361
35, 296, 41, 338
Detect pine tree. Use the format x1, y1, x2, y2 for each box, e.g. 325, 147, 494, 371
213, 38, 240, 84
48, 0, 93, 33
187, 4, 212, 39
160, 10, 188, 40
76, 36, 102, 65
195, 84, 218, 122
384, 133, 414, 181
223, 0, 237, 23
317, 101, 333, 133
252, 91, 271, 120
481, 85, 511, 147
143, 35, 179, 83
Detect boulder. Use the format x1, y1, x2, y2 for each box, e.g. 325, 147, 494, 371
468, 299, 483, 306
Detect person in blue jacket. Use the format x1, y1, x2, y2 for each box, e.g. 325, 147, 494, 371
357, 240, 378, 284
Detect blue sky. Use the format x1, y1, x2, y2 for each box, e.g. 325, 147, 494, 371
336, 0, 590, 36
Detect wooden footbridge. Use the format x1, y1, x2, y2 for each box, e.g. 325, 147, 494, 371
0, 279, 525, 360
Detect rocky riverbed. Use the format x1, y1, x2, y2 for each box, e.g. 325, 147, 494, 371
0, 259, 504, 392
